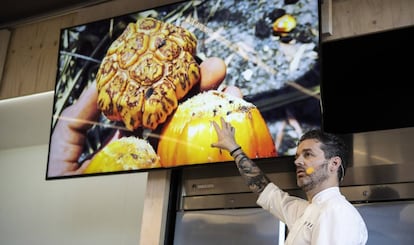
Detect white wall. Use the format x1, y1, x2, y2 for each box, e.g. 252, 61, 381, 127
0, 92, 148, 245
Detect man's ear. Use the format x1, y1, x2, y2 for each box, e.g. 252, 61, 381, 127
329, 156, 341, 172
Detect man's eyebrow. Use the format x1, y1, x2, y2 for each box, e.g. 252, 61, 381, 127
297, 148, 313, 157
303, 148, 312, 153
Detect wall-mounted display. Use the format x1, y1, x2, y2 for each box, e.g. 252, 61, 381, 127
46, 0, 322, 179
321, 25, 414, 134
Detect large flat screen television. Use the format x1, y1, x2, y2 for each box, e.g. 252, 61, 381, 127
321, 25, 414, 134
46, 0, 322, 179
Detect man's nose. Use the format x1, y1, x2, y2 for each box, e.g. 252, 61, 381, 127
294, 158, 302, 167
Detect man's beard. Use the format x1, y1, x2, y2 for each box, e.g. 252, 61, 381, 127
297, 160, 330, 192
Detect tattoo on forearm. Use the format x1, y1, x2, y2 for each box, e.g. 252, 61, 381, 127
235, 153, 269, 193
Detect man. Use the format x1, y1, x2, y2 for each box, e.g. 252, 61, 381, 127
211, 117, 368, 245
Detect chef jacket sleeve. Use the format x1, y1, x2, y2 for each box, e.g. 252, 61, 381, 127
257, 182, 308, 228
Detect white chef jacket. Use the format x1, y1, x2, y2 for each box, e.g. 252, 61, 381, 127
257, 183, 368, 245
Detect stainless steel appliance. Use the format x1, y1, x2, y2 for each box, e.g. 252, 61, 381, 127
171, 127, 414, 244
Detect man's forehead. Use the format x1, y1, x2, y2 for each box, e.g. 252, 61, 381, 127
297, 138, 321, 152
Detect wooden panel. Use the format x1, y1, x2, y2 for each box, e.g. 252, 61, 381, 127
139, 170, 171, 245
388, 0, 414, 27
0, 29, 11, 86
321, 0, 333, 36
0, 15, 76, 99
325, 0, 414, 41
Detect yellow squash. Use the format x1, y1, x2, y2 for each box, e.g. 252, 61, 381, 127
157, 90, 277, 167
84, 136, 160, 173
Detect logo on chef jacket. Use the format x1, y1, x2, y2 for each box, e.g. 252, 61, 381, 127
304, 221, 314, 230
